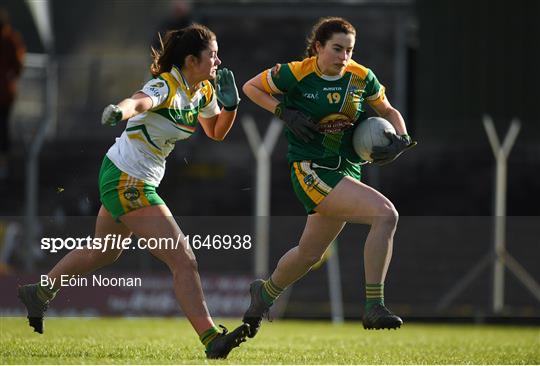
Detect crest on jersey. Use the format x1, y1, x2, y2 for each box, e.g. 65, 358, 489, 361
348, 85, 364, 97
317, 113, 354, 134
303, 174, 315, 187
150, 81, 165, 88
123, 186, 140, 201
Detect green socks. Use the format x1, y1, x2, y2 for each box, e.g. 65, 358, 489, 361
261, 278, 283, 306
365, 283, 384, 312
200, 326, 220, 350
36, 283, 59, 303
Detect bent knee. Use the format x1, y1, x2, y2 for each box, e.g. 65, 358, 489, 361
374, 202, 399, 227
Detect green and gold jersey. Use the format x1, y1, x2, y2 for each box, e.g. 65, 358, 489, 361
106, 66, 219, 186
261, 57, 386, 163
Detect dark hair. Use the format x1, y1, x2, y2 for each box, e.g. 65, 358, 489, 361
304, 17, 356, 59
150, 23, 216, 77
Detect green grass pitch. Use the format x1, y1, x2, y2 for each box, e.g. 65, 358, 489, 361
1, 317, 539, 364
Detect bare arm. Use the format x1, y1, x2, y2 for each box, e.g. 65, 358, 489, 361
242, 73, 280, 113
198, 109, 237, 141
116, 92, 154, 121
369, 95, 416, 165
368, 97, 408, 135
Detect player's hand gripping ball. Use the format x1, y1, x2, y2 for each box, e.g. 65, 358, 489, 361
353, 117, 416, 165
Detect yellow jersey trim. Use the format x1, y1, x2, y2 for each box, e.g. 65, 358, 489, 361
344, 60, 370, 79
288, 57, 318, 82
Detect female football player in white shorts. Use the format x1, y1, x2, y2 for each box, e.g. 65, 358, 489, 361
18, 24, 249, 359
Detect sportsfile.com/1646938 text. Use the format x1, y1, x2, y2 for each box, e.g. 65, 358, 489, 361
40, 234, 252, 253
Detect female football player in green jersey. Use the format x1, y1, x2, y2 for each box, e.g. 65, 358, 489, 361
242, 17, 416, 336
18, 24, 248, 359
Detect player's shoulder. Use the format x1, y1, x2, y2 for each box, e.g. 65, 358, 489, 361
156, 72, 177, 88
200, 79, 214, 90
199, 80, 214, 99
285, 57, 319, 82
345, 59, 371, 79
145, 75, 170, 89
140, 74, 172, 102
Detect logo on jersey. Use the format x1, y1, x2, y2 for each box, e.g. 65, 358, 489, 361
147, 81, 166, 98
123, 186, 140, 201
303, 91, 319, 100
317, 113, 354, 134
348, 86, 365, 97
148, 88, 161, 97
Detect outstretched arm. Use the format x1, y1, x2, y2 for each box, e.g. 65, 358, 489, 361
101, 92, 153, 126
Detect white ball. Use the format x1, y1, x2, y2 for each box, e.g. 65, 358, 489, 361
352, 117, 396, 162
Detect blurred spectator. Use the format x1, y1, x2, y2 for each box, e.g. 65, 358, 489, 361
0, 8, 25, 181
152, 0, 193, 50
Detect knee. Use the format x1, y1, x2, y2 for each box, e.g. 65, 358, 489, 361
373, 202, 399, 228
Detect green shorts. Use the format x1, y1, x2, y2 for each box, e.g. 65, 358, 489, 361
290, 156, 362, 214
98, 156, 165, 220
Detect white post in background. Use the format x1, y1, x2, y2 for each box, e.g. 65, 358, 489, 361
243, 116, 283, 278
326, 241, 344, 324
25, 0, 58, 136
24, 56, 57, 270
483, 115, 520, 313
24, 0, 57, 269
436, 115, 540, 313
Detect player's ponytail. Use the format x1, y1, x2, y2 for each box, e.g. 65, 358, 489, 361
150, 24, 216, 77
304, 17, 356, 59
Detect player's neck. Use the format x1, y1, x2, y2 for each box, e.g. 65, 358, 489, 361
315, 57, 343, 78
178, 67, 201, 92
